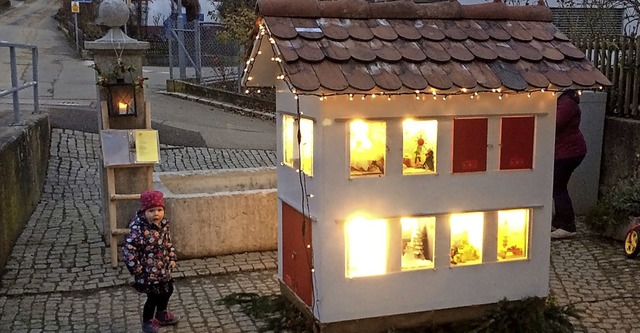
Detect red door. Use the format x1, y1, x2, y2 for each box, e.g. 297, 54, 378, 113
282, 202, 313, 306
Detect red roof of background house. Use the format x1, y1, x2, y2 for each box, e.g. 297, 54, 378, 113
247, 0, 611, 94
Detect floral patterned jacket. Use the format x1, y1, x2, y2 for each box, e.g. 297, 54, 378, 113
122, 211, 176, 287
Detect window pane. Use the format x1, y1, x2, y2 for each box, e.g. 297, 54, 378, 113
283, 115, 295, 168
497, 209, 529, 261
350, 120, 386, 177
345, 217, 388, 278
299, 118, 314, 176
450, 212, 484, 266
403, 119, 438, 175
401, 217, 435, 271
500, 116, 535, 170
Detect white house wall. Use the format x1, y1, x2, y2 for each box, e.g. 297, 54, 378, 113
146, 0, 221, 26
276, 90, 557, 323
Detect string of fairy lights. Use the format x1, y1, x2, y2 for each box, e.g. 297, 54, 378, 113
242, 22, 605, 103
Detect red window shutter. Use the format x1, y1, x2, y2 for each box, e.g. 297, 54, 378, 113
500, 116, 535, 170
453, 118, 488, 173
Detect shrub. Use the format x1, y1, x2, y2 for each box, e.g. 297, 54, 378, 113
585, 181, 640, 233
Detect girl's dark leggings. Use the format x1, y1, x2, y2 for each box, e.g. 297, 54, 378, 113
143, 283, 174, 322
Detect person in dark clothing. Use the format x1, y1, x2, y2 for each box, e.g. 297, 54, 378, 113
123, 190, 179, 333
551, 90, 587, 239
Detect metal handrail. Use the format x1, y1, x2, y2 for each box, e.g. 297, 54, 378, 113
0, 40, 39, 125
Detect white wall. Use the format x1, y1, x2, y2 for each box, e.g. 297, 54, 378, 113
277, 90, 557, 323
146, 0, 221, 26
569, 92, 607, 215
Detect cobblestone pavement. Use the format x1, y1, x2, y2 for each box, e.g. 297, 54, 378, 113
3, 129, 640, 332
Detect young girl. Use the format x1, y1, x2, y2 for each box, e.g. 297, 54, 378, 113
122, 190, 178, 333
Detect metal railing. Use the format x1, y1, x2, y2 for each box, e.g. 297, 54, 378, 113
0, 41, 39, 125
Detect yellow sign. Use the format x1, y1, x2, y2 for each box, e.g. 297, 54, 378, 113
135, 130, 160, 163
71, 1, 80, 13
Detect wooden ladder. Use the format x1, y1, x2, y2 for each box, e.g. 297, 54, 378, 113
101, 101, 155, 268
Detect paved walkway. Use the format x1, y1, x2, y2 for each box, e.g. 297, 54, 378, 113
3, 128, 640, 332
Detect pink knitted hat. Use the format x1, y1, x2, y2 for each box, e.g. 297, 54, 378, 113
140, 190, 164, 212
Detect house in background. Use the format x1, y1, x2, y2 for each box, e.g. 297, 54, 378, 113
457, 0, 634, 36
242, 0, 610, 331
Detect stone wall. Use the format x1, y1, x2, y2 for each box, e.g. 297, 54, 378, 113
599, 117, 640, 190
0, 115, 50, 273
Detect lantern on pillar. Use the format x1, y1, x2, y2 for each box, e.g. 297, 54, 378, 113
106, 79, 137, 117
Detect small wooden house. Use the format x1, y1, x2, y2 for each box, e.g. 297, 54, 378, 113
243, 0, 610, 331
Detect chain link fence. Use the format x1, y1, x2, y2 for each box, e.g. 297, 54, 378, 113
150, 16, 242, 89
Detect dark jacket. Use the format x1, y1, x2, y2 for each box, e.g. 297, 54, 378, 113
555, 91, 587, 159
122, 211, 176, 290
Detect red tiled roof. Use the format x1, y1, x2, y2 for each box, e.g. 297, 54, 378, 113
247, 0, 611, 94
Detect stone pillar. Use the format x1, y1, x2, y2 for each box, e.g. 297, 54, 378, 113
85, 28, 150, 247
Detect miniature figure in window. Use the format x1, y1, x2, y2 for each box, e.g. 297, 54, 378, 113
424, 148, 434, 172
414, 137, 425, 166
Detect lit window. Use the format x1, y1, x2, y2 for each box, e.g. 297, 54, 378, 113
350, 120, 386, 177
345, 217, 388, 278
402, 119, 437, 175
282, 114, 314, 176
497, 209, 529, 261
401, 217, 435, 270
450, 212, 484, 266
283, 115, 295, 168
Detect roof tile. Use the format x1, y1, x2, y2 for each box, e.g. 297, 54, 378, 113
275, 39, 299, 62
345, 19, 375, 41
415, 20, 446, 41
367, 19, 398, 41
286, 62, 321, 91
368, 62, 403, 91
393, 62, 429, 91
463, 40, 498, 61
370, 39, 402, 62
508, 40, 543, 62
344, 39, 376, 62
395, 40, 427, 62
485, 40, 520, 62
435, 20, 468, 41
419, 63, 453, 90
476, 20, 511, 41
265, 17, 297, 39
293, 39, 325, 62
253, 0, 612, 93
313, 61, 350, 91
465, 62, 502, 89
318, 18, 350, 41
514, 61, 551, 88
529, 40, 564, 61
442, 62, 478, 89
389, 20, 422, 40
319, 39, 350, 61
456, 20, 490, 41
522, 21, 554, 42
291, 18, 324, 40
551, 41, 586, 60
418, 39, 451, 62
501, 21, 533, 42
340, 61, 376, 91
541, 61, 573, 87
488, 61, 528, 91
441, 40, 474, 62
